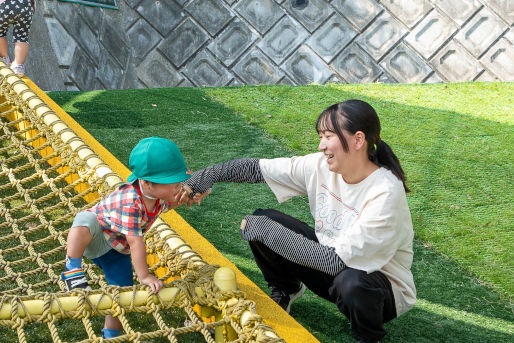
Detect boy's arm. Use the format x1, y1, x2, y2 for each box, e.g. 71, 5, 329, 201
126, 235, 163, 293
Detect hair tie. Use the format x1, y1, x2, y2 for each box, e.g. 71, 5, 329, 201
374, 137, 381, 150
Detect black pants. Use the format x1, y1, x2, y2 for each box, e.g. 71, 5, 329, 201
249, 209, 397, 342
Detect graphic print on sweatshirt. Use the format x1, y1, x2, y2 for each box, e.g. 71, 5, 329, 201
314, 184, 358, 246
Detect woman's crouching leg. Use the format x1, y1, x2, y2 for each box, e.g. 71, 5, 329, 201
329, 268, 396, 342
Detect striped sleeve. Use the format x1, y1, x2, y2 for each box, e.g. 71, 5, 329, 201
240, 215, 346, 276
185, 158, 265, 195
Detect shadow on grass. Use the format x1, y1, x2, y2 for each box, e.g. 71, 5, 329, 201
47, 86, 513, 343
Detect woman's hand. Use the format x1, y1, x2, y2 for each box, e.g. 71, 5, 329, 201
182, 184, 211, 207
140, 274, 163, 293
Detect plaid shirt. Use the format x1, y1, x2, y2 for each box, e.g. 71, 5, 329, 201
87, 183, 172, 254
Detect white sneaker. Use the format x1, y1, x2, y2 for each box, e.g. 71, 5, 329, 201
1, 56, 10, 67
11, 63, 25, 76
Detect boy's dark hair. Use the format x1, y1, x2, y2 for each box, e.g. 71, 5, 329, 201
316, 100, 410, 192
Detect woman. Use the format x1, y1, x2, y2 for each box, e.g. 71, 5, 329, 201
186, 100, 416, 343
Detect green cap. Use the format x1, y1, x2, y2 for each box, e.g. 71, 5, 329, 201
127, 137, 190, 184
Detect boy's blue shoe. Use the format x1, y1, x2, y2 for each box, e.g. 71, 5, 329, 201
61, 268, 91, 291
102, 328, 121, 339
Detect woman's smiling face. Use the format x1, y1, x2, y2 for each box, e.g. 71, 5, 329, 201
318, 129, 351, 174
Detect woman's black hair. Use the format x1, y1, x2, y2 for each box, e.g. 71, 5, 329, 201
316, 100, 410, 192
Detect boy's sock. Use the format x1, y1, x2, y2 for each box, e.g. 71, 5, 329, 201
61, 268, 90, 291
102, 328, 121, 338
65, 255, 82, 270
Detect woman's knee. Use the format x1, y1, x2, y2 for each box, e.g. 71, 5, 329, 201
329, 268, 367, 305
252, 208, 282, 218
251, 208, 315, 239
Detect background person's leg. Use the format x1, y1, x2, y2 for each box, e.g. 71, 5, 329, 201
0, 0, 11, 63
13, 41, 28, 65
0, 37, 9, 63
11, 0, 32, 73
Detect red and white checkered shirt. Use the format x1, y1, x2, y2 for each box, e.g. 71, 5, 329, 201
87, 183, 172, 254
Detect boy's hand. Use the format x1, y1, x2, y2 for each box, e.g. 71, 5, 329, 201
126, 235, 162, 292
174, 185, 191, 207
140, 274, 163, 293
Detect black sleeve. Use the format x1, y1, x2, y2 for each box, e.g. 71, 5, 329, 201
240, 215, 346, 276
184, 158, 265, 195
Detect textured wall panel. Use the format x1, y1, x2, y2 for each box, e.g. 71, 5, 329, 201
283, 45, 333, 84
127, 19, 162, 63
186, 0, 233, 36
257, 16, 309, 64
380, 0, 432, 28
137, 50, 184, 87
481, 38, 514, 79
307, 13, 358, 63
431, 41, 482, 81
381, 43, 432, 82
405, 10, 458, 59
455, 7, 507, 57
208, 19, 259, 67
233, 49, 284, 84
35, 0, 514, 91
158, 18, 209, 68
356, 11, 408, 60
136, 0, 183, 36
284, 0, 332, 32
332, 0, 383, 31
332, 43, 382, 83
183, 50, 233, 86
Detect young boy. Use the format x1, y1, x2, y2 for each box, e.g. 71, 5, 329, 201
61, 137, 191, 340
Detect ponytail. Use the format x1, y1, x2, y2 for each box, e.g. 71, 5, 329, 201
372, 139, 410, 192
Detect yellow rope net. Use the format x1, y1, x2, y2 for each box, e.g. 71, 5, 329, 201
0, 63, 286, 343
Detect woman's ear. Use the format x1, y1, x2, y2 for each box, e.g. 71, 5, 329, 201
354, 131, 366, 150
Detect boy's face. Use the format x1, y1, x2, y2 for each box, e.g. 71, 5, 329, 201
146, 182, 187, 207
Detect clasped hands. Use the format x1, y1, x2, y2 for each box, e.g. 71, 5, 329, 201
176, 184, 211, 207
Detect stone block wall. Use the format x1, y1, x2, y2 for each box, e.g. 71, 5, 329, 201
28, 0, 514, 90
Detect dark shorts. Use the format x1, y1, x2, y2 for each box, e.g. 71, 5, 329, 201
92, 249, 134, 287
0, 0, 33, 43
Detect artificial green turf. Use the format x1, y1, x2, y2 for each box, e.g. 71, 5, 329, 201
47, 83, 513, 343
